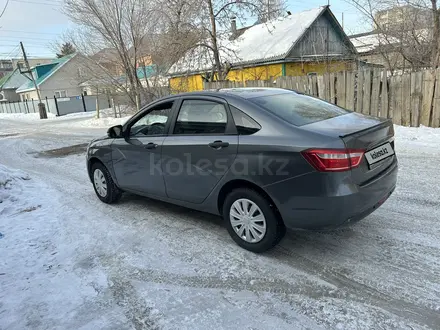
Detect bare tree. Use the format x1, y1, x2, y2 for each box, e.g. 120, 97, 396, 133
348, 0, 440, 71
162, 0, 286, 81
63, 0, 286, 102
64, 0, 165, 105
0, 0, 10, 19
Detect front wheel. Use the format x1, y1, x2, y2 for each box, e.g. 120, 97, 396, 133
223, 188, 285, 253
91, 162, 122, 204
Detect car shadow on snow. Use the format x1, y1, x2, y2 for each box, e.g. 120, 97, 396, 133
117, 192, 224, 227
115, 192, 359, 256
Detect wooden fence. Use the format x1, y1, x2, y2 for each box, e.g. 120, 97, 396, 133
204, 68, 440, 128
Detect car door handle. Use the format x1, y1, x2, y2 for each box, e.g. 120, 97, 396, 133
144, 142, 158, 149
209, 140, 229, 149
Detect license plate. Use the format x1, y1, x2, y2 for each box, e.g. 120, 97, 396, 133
365, 142, 394, 165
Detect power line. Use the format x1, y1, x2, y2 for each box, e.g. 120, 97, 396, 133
10, 0, 62, 5
0, 41, 52, 45
0, 40, 51, 44
1, 45, 19, 58
0, 44, 55, 57
0, 36, 55, 40
0, 29, 60, 35
24, 0, 63, 2
26, 53, 56, 55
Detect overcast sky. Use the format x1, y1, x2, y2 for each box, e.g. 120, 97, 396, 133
0, 0, 368, 60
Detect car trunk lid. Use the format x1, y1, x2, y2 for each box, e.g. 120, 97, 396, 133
302, 112, 396, 185
340, 118, 395, 185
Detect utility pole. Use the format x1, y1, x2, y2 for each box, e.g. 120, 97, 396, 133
19, 42, 47, 119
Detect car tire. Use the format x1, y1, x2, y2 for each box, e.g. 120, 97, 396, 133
91, 162, 122, 204
223, 188, 285, 253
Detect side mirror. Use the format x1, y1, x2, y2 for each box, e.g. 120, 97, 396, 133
107, 125, 123, 138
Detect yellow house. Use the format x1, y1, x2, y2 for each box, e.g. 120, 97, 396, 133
169, 6, 358, 92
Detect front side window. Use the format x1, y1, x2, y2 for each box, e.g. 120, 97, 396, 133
174, 99, 227, 135
130, 101, 173, 137
250, 92, 350, 126
230, 106, 261, 135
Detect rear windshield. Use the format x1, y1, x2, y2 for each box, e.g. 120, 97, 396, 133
250, 92, 351, 126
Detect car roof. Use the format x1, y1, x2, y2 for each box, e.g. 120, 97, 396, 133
166, 87, 294, 101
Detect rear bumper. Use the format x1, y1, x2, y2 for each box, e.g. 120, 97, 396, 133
266, 159, 398, 230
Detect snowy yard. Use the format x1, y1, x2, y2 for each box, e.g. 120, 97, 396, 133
0, 113, 440, 329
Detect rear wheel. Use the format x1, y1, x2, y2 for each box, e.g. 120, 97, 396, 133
91, 162, 122, 204
223, 188, 284, 253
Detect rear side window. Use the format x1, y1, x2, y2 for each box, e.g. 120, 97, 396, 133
230, 106, 261, 135
250, 92, 350, 126
174, 100, 227, 134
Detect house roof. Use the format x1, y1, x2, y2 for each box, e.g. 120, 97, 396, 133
136, 65, 161, 79
92, 48, 119, 63
16, 53, 77, 93
169, 6, 343, 75
0, 68, 29, 90
80, 64, 164, 87
350, 32, 400, 54
0, 73, 9, 86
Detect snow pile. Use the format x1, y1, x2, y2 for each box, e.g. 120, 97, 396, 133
63, 107, 132, 128
0, 107, 134, 129
0, 112, 56, 121
0, 164, 32, 216
394, 124, 440, 153
71, 115, 131, 128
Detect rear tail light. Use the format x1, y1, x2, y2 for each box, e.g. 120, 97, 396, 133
301, 149, 365, 172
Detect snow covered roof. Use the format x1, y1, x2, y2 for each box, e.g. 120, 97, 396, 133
169, 6, 327, 75
350, 32, 400, 54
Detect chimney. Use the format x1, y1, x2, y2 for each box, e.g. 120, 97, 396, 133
231, 16, 237, 36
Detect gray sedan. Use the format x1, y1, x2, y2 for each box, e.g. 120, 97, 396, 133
86, 88, 398, 252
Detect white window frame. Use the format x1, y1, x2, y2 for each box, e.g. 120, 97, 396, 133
54, 90, 67, 98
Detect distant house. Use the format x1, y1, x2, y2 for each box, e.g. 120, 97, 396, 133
91, 48, 123, 76
351, 4, 434, 72
169, 6, 358, 92
11, 58, 54, 71
16, 53, 85, 101
80, 63, 167, 95
349, 32, 399, 69
0, 59, 13, 79
374, 5, 431, 31
349, 29, 430, 72
0, 68, 29, 102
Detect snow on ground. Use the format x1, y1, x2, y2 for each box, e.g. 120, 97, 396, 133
0, 116, 439, 329
0, 165, 92, 329
0, 112, 57, 121
67, 114, 130, 128
394, 124, 440, 153
0, 107, 132, 129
